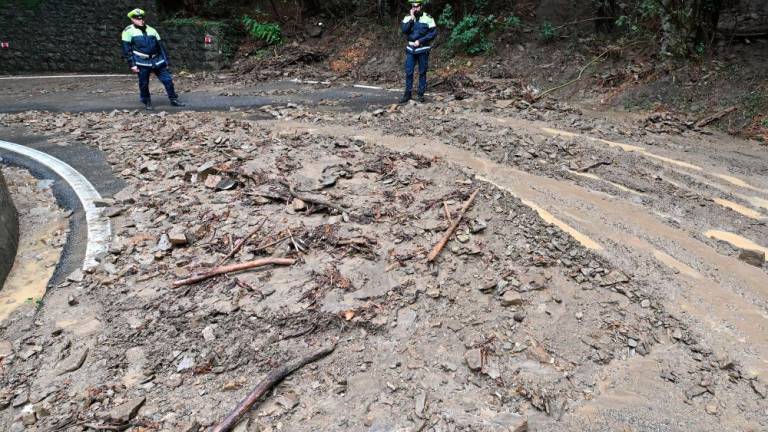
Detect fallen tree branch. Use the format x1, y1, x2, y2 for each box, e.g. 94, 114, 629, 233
211, 343, 337, 432
578, 160, 612, 172
427, 189, 480, 262
695, 106, 737, 128
172, 257, 296, 288
217, 218, 268, 265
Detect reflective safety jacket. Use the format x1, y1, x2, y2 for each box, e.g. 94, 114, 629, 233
121, 24, 169, 68
401, 12, 437, 54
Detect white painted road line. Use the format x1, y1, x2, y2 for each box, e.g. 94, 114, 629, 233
0, 74, 130, 80
353, 84, 384, 90
0, 140, 111, 271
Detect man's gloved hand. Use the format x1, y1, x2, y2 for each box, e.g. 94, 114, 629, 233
131, 66, 139, 74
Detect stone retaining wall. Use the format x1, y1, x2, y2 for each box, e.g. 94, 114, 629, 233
0, 0, 232, 73
0, 169, 19, 288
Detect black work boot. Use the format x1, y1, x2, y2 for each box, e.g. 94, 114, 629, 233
144, 101, 154, 110
417, 94, 426, 103
399, 92, 412, 104
170, 99, 186, 107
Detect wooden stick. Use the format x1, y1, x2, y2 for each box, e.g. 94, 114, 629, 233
427, 189, 480, 262
172, 258, 296, 288
695, 106, 737, 128
218, 218, 268, 265
252, 235, 289, 252
211, 344, 336, 432
443, 201, 453, 224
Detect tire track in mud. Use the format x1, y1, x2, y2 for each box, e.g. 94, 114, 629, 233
262, 119, 768, 377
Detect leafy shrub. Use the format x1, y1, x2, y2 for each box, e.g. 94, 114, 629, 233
539, 22, 557, 41
503, 15, 522, 30
440, 4, 518, 56
242, 15, 281, 45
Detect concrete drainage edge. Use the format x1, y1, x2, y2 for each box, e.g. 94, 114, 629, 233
0, 169, 19, 287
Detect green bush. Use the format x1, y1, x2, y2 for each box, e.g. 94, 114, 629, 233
439, 4, 519, 56
539, 22, 557, 41
242, 15, 281, 45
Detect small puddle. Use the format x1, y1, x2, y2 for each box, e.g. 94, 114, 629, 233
568, 170, 646, 196
712, 198, 766, 220
652, 250, 702, 279
704, 230, 768, 261
543, 127, 766, 193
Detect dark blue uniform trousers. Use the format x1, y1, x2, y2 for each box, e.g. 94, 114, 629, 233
405, 50, 429, 96
138, 66, 178, 104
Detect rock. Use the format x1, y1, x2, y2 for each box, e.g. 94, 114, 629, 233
157, 234, 173, 252
177, 356, 195, 372
292, 198, 307, 211
705, 403, 718, 415
501, 291, 523, 307
166, 374, 183, 389
600, 269, 630, 286
739, 249, 765, 267
202, 325, 216, 342
167, 227, 189, 246
66, 269, 84, 283
0, 340, 13, 357
11, 392, 28, 408
488, 412, 527, 431
56, 348, 88, 375
21, 408, 36, 426
67, 295, 78, 306
9, 422, 24, 432
513, 311, 526, 322
275, 392, 299, 410
107, 397, 145, 423
751, 378, 767, 399
414, 391, 427, 418
640, 299, 651, 308
178, 420, 201, 432
464, 349, 483, 371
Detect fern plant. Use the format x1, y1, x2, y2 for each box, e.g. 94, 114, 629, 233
242, 15, 281, 45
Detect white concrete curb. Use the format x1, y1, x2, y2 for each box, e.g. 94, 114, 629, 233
0, 140, 111, 271
0, 74, 130, 80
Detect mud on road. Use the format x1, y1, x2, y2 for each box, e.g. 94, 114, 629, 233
0, 86, 767, 431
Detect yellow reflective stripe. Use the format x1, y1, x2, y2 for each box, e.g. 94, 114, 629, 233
146, 25, 161, 40
419, 15, 436, 28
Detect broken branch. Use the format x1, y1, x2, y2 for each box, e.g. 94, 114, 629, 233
172, 257, 296, 288
217, 218, 268, 265
695, 106, 737, 128
211, 343, 336, 432
443, 201, 453, 224
427, 189, 480, 262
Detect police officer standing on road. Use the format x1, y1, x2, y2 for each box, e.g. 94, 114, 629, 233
400, 0, 437, 104
121, 8, 185, 110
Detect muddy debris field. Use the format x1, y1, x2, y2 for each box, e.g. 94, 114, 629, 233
0, 101, 767, 432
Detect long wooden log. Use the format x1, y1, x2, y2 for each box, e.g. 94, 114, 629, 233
172, 257, 295, 288
426, 189, 480, 262
211, 344, 336, 432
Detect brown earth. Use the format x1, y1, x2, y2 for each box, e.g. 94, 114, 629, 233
0, 81, 766, 431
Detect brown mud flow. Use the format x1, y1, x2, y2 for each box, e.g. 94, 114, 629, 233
0, 104, 766, 431
0, 167, 68, 321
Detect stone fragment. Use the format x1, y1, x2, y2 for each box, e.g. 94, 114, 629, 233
292, 198, 307, 211
501, 291, 523, 307
67, 295, 78, 306
166, 374, 183, 389
66, 269, 84, 283
177, 356, 194, 372
275, 392, 299, 410
414, 391, 427, 418
464, 349, 483, 371
600, 269, 630, 286
751, 378, 767, 399
56, 348, 88, 375
705, 403, 718, 415
0, 340, 13, 358
739, 249, 765, 267
178, 420, 200, 432
107, 397, 145, 423
489, 412, 527, 432
157, 234, 173, 252
167, 227, 189, 246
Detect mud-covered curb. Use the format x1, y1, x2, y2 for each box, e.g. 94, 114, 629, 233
0, 169, 19, 287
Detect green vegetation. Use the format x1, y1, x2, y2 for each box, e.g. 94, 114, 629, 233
438, 2, 521, 55
242, 15, 281, 45
539, 22, 557, 42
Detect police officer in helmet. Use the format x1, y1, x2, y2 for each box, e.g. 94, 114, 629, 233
121, 9, 185, 110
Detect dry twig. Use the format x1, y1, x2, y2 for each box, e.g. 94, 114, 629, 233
211, 344, 336, 432
218, 218, 268, 265
172, 258, 296, 288
427, 189, 480, 262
